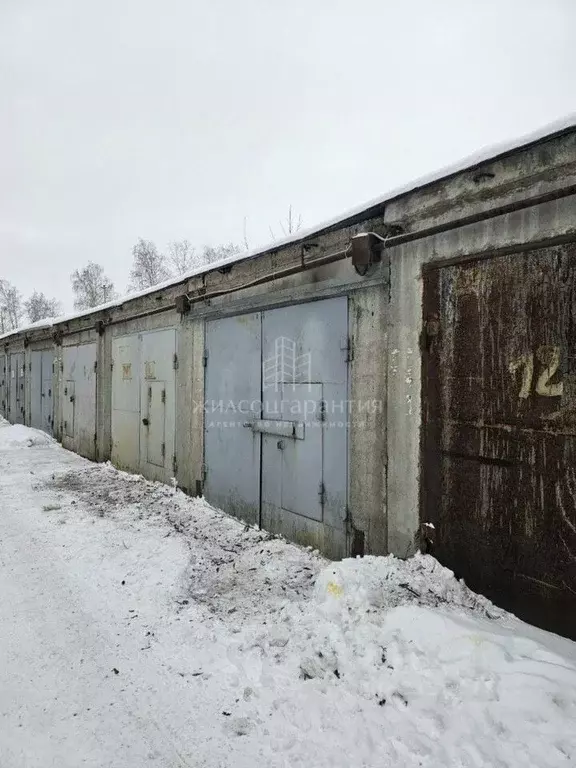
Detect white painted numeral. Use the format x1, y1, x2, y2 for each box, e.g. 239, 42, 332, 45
509, 346, 563, 399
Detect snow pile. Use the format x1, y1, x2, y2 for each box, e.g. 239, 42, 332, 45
47, 462, 324, 623
0, 420, 54, 448
314, 553, 504, 616
266, 555, 576, 766
2, 420, 576, 767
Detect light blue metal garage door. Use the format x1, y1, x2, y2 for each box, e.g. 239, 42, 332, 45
204, 297, 348, 551
204, 312, 262, 526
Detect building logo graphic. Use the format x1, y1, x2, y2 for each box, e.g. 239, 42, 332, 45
262, 337, 311, 392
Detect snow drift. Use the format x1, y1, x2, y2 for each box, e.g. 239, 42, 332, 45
1, 420, 575, 767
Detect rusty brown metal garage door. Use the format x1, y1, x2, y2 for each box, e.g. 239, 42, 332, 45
421, 242, 576, 639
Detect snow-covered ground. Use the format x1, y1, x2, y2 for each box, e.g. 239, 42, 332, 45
1, 419, 575, 767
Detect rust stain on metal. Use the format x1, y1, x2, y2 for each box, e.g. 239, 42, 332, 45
144, 360, 156, 380
421, 241, 576, 639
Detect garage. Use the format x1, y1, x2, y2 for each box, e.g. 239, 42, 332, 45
204, 297, 349, 557
61, 343, 97, 459
8, 352, 25, 425
0, 355, 7, 419
111, 328, 177, 483
29, 350, 54, 435
421, 242, 576, 638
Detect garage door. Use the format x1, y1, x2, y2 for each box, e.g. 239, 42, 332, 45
111, 329, 176, 482
204, 297, 348, 555
0, 355, 7, 418
62, 343, 97, 459
29, 350, 53, 434
422, 242, 576, 638
9, 353, 25, 425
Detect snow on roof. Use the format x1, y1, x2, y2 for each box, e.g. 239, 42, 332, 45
2, 111, 576, 343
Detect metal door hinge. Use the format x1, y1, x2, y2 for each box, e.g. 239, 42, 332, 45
201, 462, 207, 482
318, 399, 326, 422
318, 481, 326, 507
422, 313, 440, 351
203, 349, 208, 367
161, 389, 166, 404
161, 442, 166, 459
172, 454, 178, 474
341, 336, 354, 363
60, 362, 64, 373
29, 362, 32, 372
173, 353, 179, 370
93, 360, 98, 372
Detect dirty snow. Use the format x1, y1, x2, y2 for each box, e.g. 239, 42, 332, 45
1, 418, 575, 767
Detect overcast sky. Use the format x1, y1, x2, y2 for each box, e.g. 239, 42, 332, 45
1, 0, 575, 312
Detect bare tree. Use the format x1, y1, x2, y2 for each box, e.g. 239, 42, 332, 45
202, 243, 243, 264
71, 262, 117, 310
269, 205, 303, 240
0, 280, 23, 333
129, 238, 171, 290
167, 239, 198, 276
24, 291, 61, 323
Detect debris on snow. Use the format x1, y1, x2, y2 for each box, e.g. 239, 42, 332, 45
1, 419, 576, 768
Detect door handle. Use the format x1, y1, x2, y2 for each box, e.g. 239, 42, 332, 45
142, 418, 149, 426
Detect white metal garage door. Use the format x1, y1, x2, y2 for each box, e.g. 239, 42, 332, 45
62, 343, 97, 459
111, 329, 176, 482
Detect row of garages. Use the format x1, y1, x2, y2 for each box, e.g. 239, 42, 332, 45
1, 298, 351, 555
2, 118, 576, 638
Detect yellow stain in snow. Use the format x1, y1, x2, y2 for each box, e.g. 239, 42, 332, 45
326, 581, 344, 597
